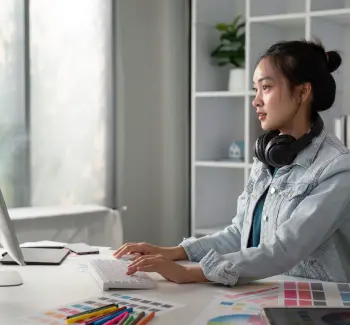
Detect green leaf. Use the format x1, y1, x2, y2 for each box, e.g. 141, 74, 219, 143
211, 15, 246, 67
210, 44, 224, 57
215, 23, 229, 31
211, 50, 235, 58
229, 15, 241, 31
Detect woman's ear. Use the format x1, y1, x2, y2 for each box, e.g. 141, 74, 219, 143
300, 82, 312, 103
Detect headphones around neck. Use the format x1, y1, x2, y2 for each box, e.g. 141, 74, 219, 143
254, 113, 324, 168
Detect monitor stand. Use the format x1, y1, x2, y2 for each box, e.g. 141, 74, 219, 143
0, 270, 23, 286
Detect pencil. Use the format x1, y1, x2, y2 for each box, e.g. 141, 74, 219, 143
66, 304, 117, 319
124, 315, 134, 325
115, 313, 130, 325
85, 307, 127, 325
136, 311, 155, 325
128, 312, 145, 325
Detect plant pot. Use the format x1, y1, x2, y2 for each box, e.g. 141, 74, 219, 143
228, 68, 245, 92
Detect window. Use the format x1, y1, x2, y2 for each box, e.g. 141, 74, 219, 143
0, 0, 113, 208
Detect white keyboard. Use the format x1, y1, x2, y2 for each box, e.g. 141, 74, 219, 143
89, 259, 156, 290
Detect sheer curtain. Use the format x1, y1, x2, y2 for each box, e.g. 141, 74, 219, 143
29, 0, 113, 207
0, 0, 114, 208
0, 0, 27, 207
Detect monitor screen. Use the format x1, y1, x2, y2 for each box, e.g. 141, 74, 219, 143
0, 188, 25, 266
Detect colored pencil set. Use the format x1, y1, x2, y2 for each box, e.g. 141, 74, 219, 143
65, 303, 156, 325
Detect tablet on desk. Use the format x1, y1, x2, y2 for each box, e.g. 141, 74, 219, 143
261, 306, 350, 325
0, 247, 70, 265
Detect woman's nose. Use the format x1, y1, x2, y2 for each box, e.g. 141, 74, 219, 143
252, 94, 263, 108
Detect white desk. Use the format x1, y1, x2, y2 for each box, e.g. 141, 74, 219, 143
0, 249, 295, 325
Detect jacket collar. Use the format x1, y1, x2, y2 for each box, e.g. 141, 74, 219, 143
290, 127, 327, 169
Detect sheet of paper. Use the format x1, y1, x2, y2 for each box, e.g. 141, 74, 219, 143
20, 241, 67, 248
190, 296, 265, 325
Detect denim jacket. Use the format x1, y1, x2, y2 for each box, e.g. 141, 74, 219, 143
180, 128, 350, 286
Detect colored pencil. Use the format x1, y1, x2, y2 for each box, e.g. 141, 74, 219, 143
136, 311, 155, 325
128, 312, 145, 325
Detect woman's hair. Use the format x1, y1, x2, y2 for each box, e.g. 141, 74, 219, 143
258, 39, 342, 112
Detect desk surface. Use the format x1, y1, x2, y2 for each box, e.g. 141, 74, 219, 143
0, 249, 294, 325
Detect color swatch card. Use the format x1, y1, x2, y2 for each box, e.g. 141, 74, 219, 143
220, 284, 279, 302
280, 281, 350, 307
190, 296, 265, 325
19, 292, 183, 325
191, 282, 281, 325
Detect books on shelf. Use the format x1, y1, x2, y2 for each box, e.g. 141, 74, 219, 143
334, 115, 346, 144
334, 115, 350, 149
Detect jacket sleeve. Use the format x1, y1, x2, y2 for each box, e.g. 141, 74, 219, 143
197, 154, 350, 286
178, 181, 249, 263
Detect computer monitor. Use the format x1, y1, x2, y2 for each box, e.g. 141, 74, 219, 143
0, 187, 25, 286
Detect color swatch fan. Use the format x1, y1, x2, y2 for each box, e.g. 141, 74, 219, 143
280, 281, 350, 307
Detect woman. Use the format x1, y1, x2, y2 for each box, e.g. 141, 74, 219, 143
114, 39, 350, 286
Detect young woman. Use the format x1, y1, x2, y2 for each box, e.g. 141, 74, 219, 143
114, 39, 350, 286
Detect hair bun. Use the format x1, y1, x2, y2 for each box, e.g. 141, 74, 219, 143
326, 51, 342, 73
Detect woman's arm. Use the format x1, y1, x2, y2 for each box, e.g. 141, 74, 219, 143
196, 154, 350, 286
178, 185, 249, 262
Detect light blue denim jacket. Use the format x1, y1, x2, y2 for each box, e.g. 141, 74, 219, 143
180, 128, 350, 286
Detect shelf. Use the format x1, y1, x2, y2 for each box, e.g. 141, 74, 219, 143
195, 161, 246, 168
250, 13, 306, 27
196, 91, 246, 98
195, 97, 245, 161
250, 0, 305, 17
311, 1, 350, 12
195, 225, 229, 236
194, 168, 244, 232
249, 17, 305, 89
310, 9, 350, 24
194, 0, 246, 92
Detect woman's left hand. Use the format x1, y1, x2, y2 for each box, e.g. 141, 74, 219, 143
126, 254, 207, 284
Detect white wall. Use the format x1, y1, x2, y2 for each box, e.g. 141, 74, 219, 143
116, 0, 190, 246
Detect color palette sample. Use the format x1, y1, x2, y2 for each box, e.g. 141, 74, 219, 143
281, 281, 350, 307
192, 281, 350, 325
19, 293, 183, 325
207, 314, 263, 325
221, 286, 279, 301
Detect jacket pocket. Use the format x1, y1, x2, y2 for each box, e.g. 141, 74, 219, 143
279, 182, 310, 201
274, 182, 312, 228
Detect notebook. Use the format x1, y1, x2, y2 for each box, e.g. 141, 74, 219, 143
1, 247, 70, 265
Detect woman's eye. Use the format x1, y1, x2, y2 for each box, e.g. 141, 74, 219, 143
252, 87, 257, 93
262, 85, 270, 91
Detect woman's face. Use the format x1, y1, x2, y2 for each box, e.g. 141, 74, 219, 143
252, 57, 300, 131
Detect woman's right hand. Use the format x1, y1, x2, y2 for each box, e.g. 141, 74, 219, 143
113, 242, 188, 261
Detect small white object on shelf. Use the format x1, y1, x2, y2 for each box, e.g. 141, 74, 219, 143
228, 140, 245, 161
228, 68, 246, 92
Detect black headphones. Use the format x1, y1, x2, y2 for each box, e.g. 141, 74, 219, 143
254, 113, 324, 168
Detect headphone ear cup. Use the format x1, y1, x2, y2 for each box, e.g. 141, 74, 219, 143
265, 134, 296, 167
255, 131, 278, 165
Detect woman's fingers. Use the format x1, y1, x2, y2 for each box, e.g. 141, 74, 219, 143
127, 255, 159, 274
114, 243, 145, 258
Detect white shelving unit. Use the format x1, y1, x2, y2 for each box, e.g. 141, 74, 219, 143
191, 0, 350, 237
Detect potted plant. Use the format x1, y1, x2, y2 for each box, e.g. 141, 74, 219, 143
210, 15, 245, 92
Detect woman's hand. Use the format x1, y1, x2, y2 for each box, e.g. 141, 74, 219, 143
126, 254, 208, 284
113, 242, 188, 261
